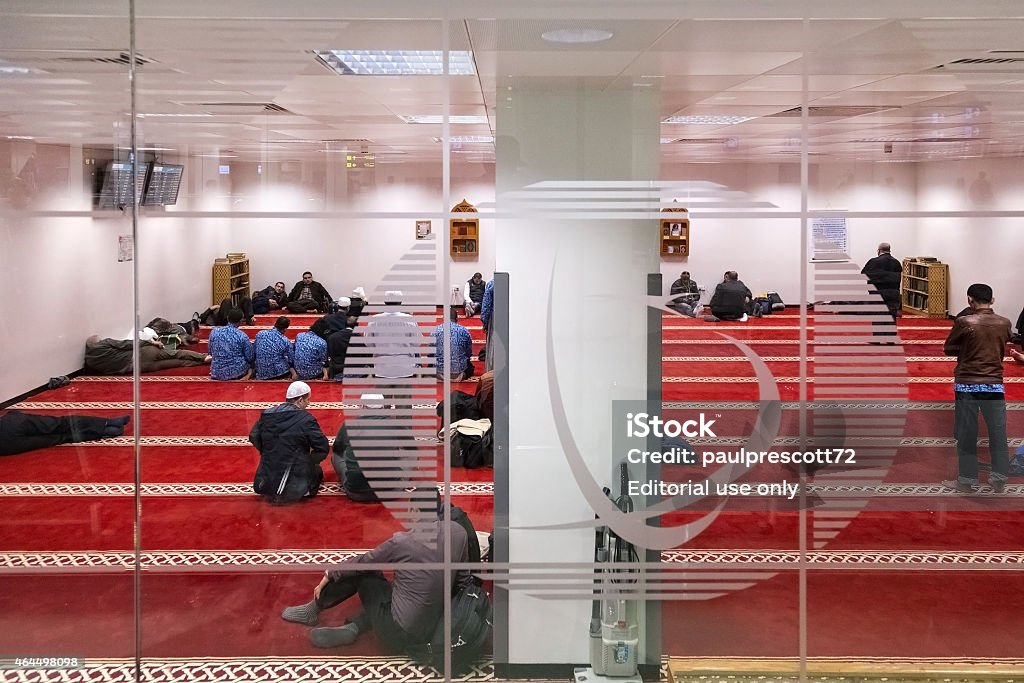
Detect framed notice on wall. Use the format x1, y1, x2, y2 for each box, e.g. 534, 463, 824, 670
118, 234, 134, 262
810, 213, 848, 261
416, 220, 432, 239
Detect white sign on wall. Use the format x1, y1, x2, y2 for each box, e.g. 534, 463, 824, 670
810, 214, 848, 261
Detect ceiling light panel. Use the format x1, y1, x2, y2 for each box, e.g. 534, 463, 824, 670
314, 50, 475, 76
662, 115, 757, 125
432, 135, 494, 143
401, 115, 488, 124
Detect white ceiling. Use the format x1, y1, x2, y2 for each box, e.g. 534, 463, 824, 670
2, 2, 1024, 164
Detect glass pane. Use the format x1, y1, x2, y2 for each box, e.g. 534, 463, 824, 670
132, 7, 453, 679
0, 2, 136, 679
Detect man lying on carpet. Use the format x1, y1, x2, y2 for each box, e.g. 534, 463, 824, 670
84, 329, 211, 375
280, 491, 472, 652
250, 381, 329, 504
0, 412, 130, 456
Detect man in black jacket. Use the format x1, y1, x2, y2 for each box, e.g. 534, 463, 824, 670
861, 242, 902, 320
288, 271, 333, 313
250, 381, 329, 503
709, 271, 752, 321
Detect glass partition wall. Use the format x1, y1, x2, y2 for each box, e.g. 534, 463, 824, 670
1, 3, 1022, 683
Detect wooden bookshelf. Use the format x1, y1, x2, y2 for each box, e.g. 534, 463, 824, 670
449, 198, 479, 259
660, 207, 689, 258
901, 257, 948, 317
212, 253, 250, 307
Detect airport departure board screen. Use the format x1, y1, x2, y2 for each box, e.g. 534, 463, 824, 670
142, 164, 184, 206
96, 161, 149, 209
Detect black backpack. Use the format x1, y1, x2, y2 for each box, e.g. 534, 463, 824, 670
436, 390, 482, 423
412, 577, 493, 673
451, 421, 493, 469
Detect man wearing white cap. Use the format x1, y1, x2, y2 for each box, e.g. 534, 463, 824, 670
250, 380, 329, 504
364, 291, 424, 380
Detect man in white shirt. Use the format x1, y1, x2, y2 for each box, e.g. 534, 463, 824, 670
364, 291, 424, 379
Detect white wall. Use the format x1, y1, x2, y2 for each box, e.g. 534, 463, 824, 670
181, 158, 496, 306
0, 147, 230, 400
5, 149, 1022, 403
916, 157, 1024, 322
657, 161, 920, 305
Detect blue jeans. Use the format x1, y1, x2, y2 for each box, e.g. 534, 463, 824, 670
953, 391, 1009, 483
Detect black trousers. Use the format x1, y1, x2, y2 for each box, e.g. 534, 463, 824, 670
287, 299, 322, 313
0, 412, 111, 456
315, 571, 412, 652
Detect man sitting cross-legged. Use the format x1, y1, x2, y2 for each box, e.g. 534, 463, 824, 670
280, 491, 471, 652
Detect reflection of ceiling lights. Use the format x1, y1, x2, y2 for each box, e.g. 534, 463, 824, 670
663, 115, 756, 125
0, 65, 37, 74
432, 135, 494, 143
401, 115, 488, 124
541, 28, 613, 43
139, 113, 214, 117
314, 50, 475, 76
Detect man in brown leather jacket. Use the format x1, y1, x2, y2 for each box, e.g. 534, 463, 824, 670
942, 283, 1012, 494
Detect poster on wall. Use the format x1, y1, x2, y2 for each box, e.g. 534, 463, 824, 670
416, 220, 432, 239
810, 214, 848, 261
117, 234, 134, 262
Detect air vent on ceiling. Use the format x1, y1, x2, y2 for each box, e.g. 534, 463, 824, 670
934, 56, 1024, 72
56, 52, 153, 67
186, 102, 294, 114
769, 105, 896, 118
664, 138, 731, 144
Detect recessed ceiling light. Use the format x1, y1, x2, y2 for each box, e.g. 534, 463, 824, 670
6, 135, 34, 140
662, 115, 756, 125
401, 115, 488, 124
139, 113, 214, 118
432, 135, 494, 143
541, 28, 613, 44
0, 66, 37, 74
314, 50, 475, 76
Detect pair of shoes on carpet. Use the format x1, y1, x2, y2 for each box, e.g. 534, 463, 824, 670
310, 623, 360, 648
942, 479, 977, 494
47, 375, 70, 389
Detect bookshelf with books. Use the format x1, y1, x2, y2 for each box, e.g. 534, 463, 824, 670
450, 198, 479, 259
901, 257, 948, 317
212, 253, 250, 307
659, 207, 689, 258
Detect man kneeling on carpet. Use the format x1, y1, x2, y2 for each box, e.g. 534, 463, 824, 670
281, 490, 471, 651
250, 381, 329, 503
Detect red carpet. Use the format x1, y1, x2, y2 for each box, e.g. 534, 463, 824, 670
3, 307, 1024, 663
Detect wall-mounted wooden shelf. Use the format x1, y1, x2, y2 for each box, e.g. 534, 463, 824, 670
450, 198, 479, 259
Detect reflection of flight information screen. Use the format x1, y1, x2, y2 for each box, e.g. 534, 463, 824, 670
97, 161, 149, 209
142, 164, 184, 206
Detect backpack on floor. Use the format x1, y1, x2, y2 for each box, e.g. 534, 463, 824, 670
751, 297, 771, 317
411, 577, 493, 673
449, 418, 493, 469
767, 291, 785, 311
436, 390, 482, 423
